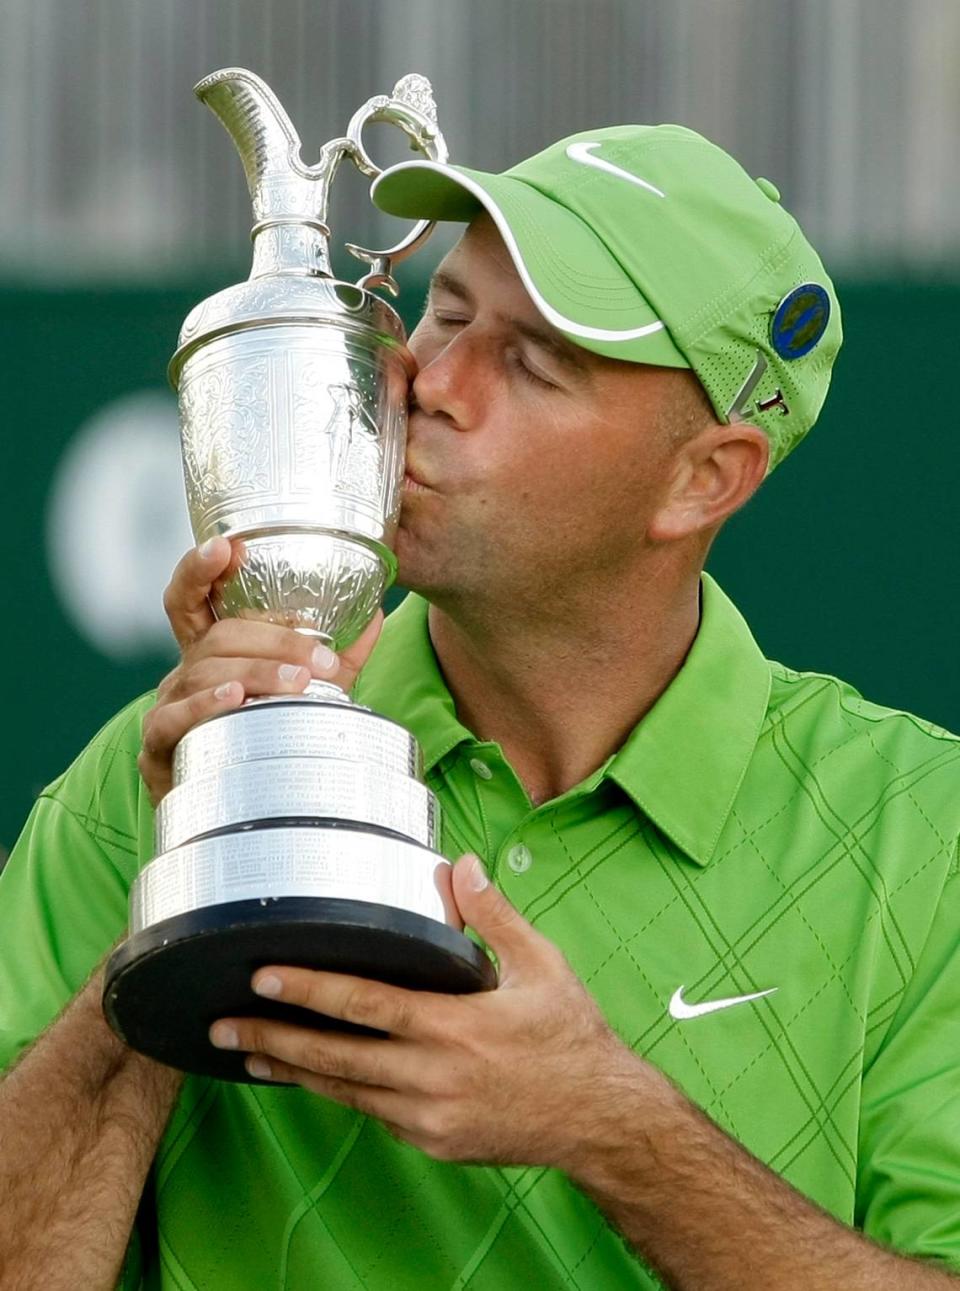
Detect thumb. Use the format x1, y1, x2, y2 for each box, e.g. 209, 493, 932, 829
162, 537, 233, 650
336, 609, 385, 691
451, 855, 544, 976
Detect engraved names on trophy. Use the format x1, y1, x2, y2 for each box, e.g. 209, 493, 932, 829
173, 703, 421, 781
156, 757, 439, 853
131, 828, 449, 929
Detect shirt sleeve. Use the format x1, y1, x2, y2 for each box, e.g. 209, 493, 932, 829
0, 694, 154, 1072
856, 858, 960, 1270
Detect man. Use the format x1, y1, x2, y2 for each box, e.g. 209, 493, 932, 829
2, 124, 960, 1289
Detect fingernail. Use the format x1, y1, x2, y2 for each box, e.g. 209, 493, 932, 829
247, 1056, 272, 1080
468, 855, 489, 892
214, 681, 237, 701
253, 973, 283, 998
312, 644, 337, 674
210, 1023, 238, 1049
198, 537, 220, 559
278, 663, 306, 683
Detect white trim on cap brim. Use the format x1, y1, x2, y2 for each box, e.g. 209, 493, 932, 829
372, 160, 667, 345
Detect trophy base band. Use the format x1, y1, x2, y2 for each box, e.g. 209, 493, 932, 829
103, 896, 496, 1083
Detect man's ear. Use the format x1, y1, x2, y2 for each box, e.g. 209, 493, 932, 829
649, 422, 770, 543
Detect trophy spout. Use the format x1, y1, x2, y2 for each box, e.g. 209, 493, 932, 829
196, 67, 341, 277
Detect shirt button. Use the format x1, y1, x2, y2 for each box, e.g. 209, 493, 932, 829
469, 757, 493, 781
507, 844, 533, 874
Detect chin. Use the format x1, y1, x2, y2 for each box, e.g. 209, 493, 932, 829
394, 523, 483, 603
395, 548, 453, 602
393, 536, 429, 595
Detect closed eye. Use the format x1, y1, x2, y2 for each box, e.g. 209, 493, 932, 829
506, 347, 558, 390
432, 312, 470, 328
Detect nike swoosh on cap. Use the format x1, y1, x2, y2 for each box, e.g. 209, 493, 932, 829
565, 140, 667, 199
668, 985, 778, 1021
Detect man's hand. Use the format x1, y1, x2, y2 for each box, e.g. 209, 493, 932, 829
209, 854, 633, 1167
139, 538, 383, 804
209, 859, 960, 1290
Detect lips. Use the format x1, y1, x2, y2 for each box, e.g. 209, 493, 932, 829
404, 411, 447, 491
402, 463, 432, 492
402, 467, 433, 490
402, 444, 436, 490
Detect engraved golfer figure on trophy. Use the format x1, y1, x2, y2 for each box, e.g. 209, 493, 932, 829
103, 68, 496, 1082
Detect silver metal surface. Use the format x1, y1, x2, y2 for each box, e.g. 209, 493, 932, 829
130, 827, 449, 930
174, 699, 421, 783
175, 324, 406, 646
124, 71, 456, 950
191, 66, 446, 285
156, 758, 439, 853
171, 67, 446, 650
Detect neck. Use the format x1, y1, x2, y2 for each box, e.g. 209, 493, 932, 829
427, 558, 702, 805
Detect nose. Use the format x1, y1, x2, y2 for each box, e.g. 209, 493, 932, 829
409, 326, 478, 428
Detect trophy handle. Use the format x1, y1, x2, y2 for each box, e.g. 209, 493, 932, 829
342, 74, 448, 296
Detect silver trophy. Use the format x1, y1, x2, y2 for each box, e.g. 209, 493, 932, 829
103, 69, 495, 1081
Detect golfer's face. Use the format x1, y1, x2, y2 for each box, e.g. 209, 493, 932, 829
396, 213, 683, 606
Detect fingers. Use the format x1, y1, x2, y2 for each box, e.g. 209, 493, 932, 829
241, 1051, 412, 1127
451, 856, 558, 979
140, 612, 383, 805
433, 862, 464, 930
246, 967, 447, 1038
337, 610, 385, 680
157, 634, 318, 702
155, 618, 371, 711
163, 538, 383, 676
162, 539, 233, 650
139, 680, 243, 805
161, 613, 382, 699
146, 542, 385, 807
210, 1015, 400, 1084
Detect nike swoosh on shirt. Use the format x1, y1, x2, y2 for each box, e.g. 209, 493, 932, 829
668, 985, 778, 1021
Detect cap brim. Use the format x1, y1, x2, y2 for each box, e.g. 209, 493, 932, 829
372, 160, 689, 368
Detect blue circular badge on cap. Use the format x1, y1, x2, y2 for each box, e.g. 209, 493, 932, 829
771, 284, 831, 360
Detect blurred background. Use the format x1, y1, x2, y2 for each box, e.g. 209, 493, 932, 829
3, 0, 960, 853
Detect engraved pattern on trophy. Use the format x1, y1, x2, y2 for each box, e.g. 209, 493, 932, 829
103, 68, 495, 1083
219, 534, 386, 640
179, 351, 272, 528
328, 382, 380, 494
289, 358, 390, 512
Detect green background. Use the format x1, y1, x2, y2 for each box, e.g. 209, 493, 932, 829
3, 277, 956, 853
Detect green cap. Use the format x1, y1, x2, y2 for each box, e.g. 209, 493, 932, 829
372, 124, 842, 470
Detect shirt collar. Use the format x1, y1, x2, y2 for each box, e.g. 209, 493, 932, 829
355, 574, 771, 867
353, 592, 474, 773
606, 573, 771, 866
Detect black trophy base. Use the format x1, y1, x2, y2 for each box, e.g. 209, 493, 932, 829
103, 897, 497, 1083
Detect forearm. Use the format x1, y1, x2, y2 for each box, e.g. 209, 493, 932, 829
0, 970, 183, 1291
566, 1056, 958, 1291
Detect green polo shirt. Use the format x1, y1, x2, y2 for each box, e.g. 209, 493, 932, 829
4, 574, 960, 1288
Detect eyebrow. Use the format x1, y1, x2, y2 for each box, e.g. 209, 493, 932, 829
427, 268, 591, 380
